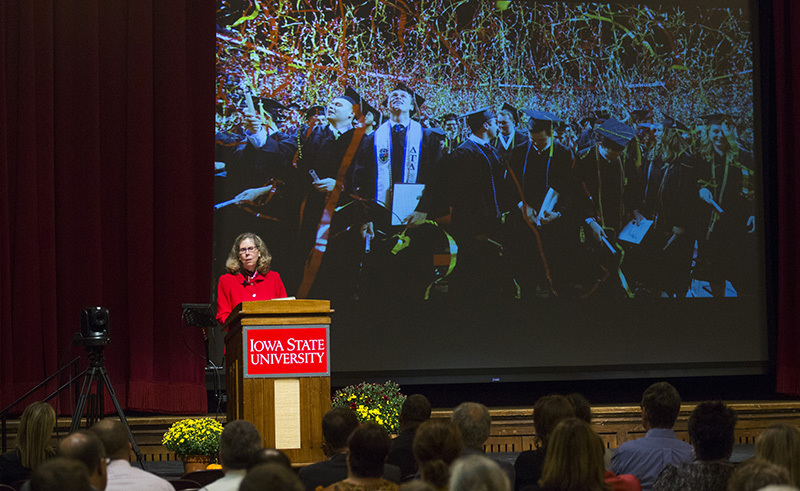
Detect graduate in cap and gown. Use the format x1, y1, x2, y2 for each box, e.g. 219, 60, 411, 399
635, 116, 699, 297
506, 110, 580, 297
293, 88, 368, 300
441, 113, 464, 156
353, 83, 443, 234
574, 118, 642, 297
428, 107, 519, 301
492, 102, 530, 166
692, 113, 756, 296
576, 109, 611, 151
215, 96, 298, 278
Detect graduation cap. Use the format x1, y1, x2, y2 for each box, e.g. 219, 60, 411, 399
630, 108, 651, 121
499, 102, 522, 123
522, 109, 562, 123
663, 114, 689, 132
596, 118, 636, 148
699, 113, 732, 126
461, 106, 495, 130
304, 105, 325, 118
341, 86, 362, 107
362, 99, 382, 125
252, 97, 286, 121
286, 101, 302, 111
593, 109, 611, 121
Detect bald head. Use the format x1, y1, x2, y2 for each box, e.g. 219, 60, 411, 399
58, 431, 107, 490
90, 419, 130, 460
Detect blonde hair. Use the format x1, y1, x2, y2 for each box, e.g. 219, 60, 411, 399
225, 232, 272, 275
16, 401, 56, 469
539, 418, 610, 491
755, 425, 800, 487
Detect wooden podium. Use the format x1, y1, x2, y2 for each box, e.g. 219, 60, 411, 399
224, 299, 332, 464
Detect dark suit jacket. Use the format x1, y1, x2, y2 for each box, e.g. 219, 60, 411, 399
386, 428, 417, 482
298, 453, 401, 491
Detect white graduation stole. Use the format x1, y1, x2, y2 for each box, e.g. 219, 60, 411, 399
373, 120, 423, 208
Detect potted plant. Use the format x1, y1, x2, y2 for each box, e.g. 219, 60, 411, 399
162, 417, 224, 472
331, 381, 405, 434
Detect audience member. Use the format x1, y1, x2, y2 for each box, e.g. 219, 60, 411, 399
451, 402, 515, 484
322, 422, 398, 491
240, 462, 304, 491
299, 408, 400, 491
89, 419, 172, 491
199, 419, 262, 491
536, 418, 611, 491
29, 457, 91, 491
411, 419, 463, 490
728, 459, 793, 491
57, 430, 108, 491
611, 382, 694, 490
0, 401, 56, 485
755, 424, 800, 488
566, 393, 613, 469
514, 394, 574, 491
388, 394, 432, 481
249, 448, 293, 470
450, 454, 510, 491
652, 401, 737, 491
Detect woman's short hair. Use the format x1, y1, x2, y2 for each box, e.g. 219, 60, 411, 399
17, 401, 56, 470
348, 422, 391, 478
539, 418, 609, 491
413, 419, 463, 489
225, 232, 272, 274
450, 454, 510, 491
533, 395, 575, 448
755, 424, 800, 487
688, 401, 737, 461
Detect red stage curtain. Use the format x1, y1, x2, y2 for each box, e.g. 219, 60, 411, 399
775, 0, 800, 395
0, 1, 215, 413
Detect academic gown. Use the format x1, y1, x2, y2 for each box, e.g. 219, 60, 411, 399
492, 129, 530, 166
507, 140, 579, 296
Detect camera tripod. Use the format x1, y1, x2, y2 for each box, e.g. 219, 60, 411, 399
70, 339, 144, 468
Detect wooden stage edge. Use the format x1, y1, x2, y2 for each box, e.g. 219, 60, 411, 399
4, 401, 798, 463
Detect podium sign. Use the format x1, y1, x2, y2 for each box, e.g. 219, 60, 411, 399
244, 325, 329, 377
224, 299, 333, 464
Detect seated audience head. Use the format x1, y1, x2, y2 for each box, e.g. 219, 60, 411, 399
89, 419, 130, 461
413, 419, 463, 489
322, 407, 360, 454
347, 422, 392, 479
248, 447, 292, 470
532, 394, 575, 448
400, 394, 432, 430
57, 430, 107, 491
240, 462, 304, 491
539, 418, 608, 491
30, 457, 91, 491
566, 393, 592, 423
451, 402, 491, 450
641, 382, 682, 430
16, 401, 57, 471
755, 424, 800, 487
219, 419, 263, 471
450, 454, 510, 491
728, 458, 793, 491
399, 480, 437, 491
688, 401, 737, 461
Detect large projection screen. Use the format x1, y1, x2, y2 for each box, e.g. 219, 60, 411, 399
213, 0, 768, 385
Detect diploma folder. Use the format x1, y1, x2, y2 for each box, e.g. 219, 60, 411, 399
391, 183, 425, 225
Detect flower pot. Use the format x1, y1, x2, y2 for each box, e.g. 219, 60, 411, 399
181, 454, 212, 473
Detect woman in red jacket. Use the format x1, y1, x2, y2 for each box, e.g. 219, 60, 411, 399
216, 232, 287, 325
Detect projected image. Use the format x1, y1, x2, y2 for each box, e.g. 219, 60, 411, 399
214, 1, 758, 304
